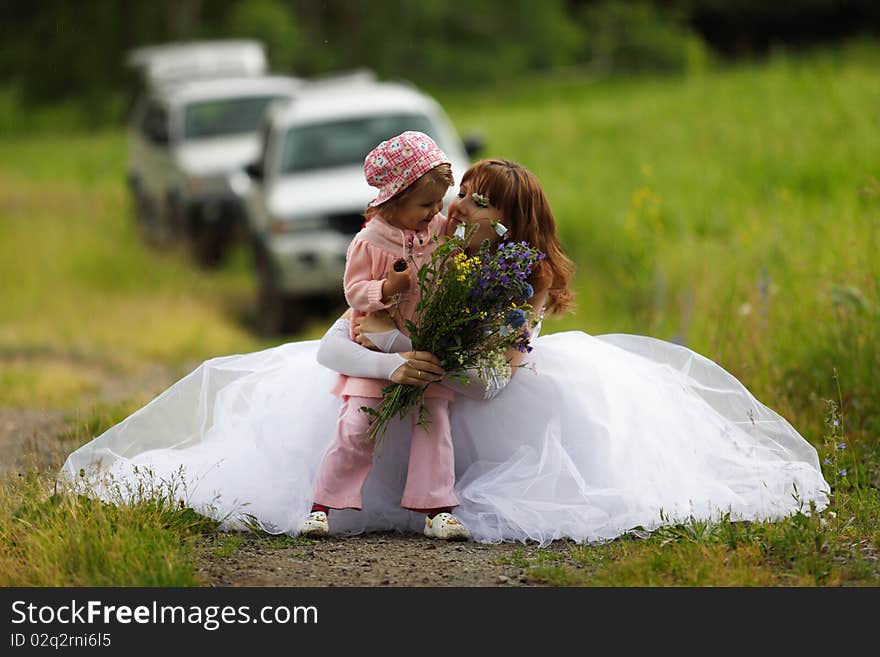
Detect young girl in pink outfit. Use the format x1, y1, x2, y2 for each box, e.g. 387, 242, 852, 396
302, 131, 469, 540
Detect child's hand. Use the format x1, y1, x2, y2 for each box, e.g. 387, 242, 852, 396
382, 260, 412, 299
354, 310, 396, 350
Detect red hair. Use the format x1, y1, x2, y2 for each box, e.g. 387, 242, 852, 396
462, 159, 575, 315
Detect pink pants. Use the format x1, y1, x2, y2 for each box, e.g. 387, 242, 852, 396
312, 395, 459, 511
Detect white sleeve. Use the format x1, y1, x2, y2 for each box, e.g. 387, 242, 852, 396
316, 319, 406, 381
360, 329, 510, 399
339, 322, 513, 399
442, 365, 511, 401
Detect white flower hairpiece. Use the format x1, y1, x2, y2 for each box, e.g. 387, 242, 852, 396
471, 192, 490, 208
492, 220, 508, 237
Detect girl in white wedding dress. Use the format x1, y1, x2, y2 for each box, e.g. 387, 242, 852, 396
61, 159, 830, 546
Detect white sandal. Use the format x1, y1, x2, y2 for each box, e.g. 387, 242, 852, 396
300, 510, 329, 538
424, 512, 470, 541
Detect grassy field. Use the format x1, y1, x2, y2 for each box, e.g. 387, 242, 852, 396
0, 43, 878, 585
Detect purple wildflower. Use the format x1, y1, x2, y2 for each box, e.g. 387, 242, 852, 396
506, 308, 527, 328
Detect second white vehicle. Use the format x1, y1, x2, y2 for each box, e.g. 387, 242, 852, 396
128, 72, 302, 265
244, 79, 482, 334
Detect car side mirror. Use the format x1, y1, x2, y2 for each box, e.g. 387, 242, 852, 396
463, 133, 485, 158
244, 162, 264, 180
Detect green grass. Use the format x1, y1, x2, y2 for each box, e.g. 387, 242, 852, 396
0, 470, 219, 586
0, 132, 263, 373
1, 42, 878, 585
504, 485, 880, 586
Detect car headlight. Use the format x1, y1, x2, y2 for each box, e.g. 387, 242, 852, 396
270, 215, 329, 234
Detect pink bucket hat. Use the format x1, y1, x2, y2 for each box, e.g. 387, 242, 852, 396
364, 131, 450, 207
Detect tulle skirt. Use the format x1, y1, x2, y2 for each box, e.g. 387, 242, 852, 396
60, 331, 830, 546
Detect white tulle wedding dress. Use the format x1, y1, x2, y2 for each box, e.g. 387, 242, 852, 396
61, 326, 830, 546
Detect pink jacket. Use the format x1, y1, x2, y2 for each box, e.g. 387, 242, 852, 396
333, 213, 454, 400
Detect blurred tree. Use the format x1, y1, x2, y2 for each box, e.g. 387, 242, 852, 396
0, 0, 220, 125
659, 0, 880, 56
574, 0, 710, 73
2, 0, 880, 131
224, 0, 301, 74
289, 0, 583, 85
166, 0, 204, 40
289, 0, 344, 72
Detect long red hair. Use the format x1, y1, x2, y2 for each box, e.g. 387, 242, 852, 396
462, 159, 575, 315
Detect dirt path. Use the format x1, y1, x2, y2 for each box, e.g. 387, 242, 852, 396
0, 408, 71, 474
196, 532, 573, 587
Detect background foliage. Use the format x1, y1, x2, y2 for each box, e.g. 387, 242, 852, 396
2, 0, 880, 132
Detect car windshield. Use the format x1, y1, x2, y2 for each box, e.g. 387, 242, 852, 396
183, 95, 285, 139
279, 114, 438, 174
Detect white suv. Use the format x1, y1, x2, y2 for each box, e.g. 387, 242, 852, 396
243, 80, 481, 334
126, 39, 268, 89
126, 42, 301, 266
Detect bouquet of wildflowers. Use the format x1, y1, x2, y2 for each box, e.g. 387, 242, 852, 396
360, 223, 545, 446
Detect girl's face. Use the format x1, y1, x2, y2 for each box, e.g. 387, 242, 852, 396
387, 183, 447, 232
445, 181, 505, 253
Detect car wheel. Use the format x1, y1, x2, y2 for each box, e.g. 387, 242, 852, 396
128, 178, 160, 244
186, 214, 225, 269
139, 196, 165, 247
254, 242, 303, 336
127, 175, 145, 223
163, 193, 186, 243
